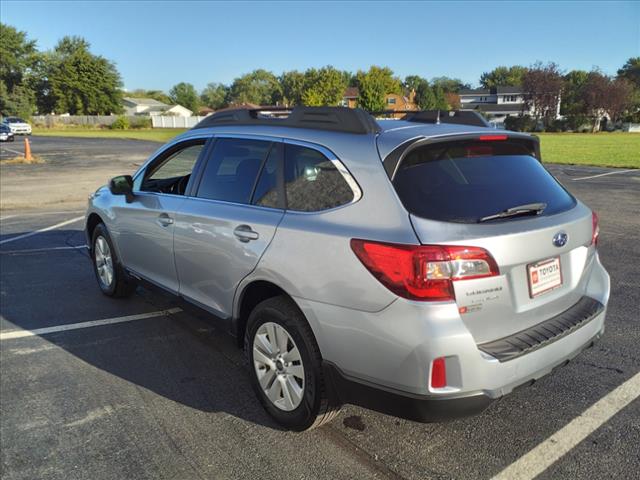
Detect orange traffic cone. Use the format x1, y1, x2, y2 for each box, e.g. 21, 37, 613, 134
24, 138, 32, 161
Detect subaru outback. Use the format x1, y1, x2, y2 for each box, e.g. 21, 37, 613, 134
85, 107, 609, 430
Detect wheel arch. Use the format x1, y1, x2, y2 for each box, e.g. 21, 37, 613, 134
233, 280, 313, 349
86, 212, 104, 248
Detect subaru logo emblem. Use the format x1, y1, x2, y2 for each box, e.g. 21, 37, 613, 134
552, 232, 568, 247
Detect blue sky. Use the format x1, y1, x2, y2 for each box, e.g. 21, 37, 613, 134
2, 1, 638, 91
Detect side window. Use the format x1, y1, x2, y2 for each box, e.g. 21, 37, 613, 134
197, 138, 271, 204
252, 142, 282, 209
141, 141, 204, 195
284, 144, 355, 212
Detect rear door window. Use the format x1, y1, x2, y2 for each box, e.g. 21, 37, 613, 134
284, 144, 354, 212
393, 139, 575, 223
196, 138, 272, 204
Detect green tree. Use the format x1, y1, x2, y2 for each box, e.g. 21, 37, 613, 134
403, 75, 426, 92
431, 76, 470, 93
561, 70, 589, 115
279, 70, 305, 106
169, 82, 199, 113
38, 36, 123, 115
0, 23, 37, 92
0, 81, 35, 118
404, 75, 436, 109
617, 57, 640, 89
415, 80, 436, 109
0, 23, 38, 116
229, 69, 281, 105
200, 82, 228, 110
432, 84, 449, 110
301, 66, 348, 106
480, 65, 528, 88
356, 66, 402, 112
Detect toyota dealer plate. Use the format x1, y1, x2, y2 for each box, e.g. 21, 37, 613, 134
528, 257, 562, 298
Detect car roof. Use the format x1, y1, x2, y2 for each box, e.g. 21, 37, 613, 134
174, 109, 528, 163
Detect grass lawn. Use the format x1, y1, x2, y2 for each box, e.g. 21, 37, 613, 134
31, 128, 639, 169
32, 127, 187, 143
536, 132, 639, 169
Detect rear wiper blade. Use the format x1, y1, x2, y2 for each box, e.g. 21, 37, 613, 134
478, 202, 547, 223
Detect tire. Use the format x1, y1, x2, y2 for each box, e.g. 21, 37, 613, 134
245, 296, 341, 431
91, 223, 137, 298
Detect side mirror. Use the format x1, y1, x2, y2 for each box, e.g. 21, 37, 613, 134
109, 175, 134, 201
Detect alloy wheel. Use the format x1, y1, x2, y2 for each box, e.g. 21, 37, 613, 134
253, 322, 305, 411
94, 235, 114, 289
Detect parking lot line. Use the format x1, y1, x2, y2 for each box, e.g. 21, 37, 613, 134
0, 215, 84, 245
1, 210, 85, 219
0, 146, 24, 156
0, 308, 183, 341
572, 169, 637, 181
0, 244, 88, 255
0, 214, 18, 221
491, 371, 640, 480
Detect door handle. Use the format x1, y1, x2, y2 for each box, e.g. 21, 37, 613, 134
234, 225, 259, 242
157, 213, 174, 227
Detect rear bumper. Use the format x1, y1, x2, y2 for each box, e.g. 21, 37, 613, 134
323, 362, 493, 422
323, 324, 602, 422
297, 252, 609, 420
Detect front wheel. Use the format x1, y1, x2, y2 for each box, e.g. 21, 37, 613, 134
91, 223, 136, 297
245, 296, 341, 430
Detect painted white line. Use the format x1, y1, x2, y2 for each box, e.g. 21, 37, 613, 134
0, 244, 88, 254
0, 214, 17, 221
492, 371, 640, 480
0, 146, 23, 156
0, 308, 182, 341
572, 169, 637, 181
1, 210, 85, 218
0, 215, 84, 245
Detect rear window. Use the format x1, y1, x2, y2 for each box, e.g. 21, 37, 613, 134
393, 140, 575, 223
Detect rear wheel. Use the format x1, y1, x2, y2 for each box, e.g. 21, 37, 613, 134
91, 223, 136, 297
245, 296, 341, 430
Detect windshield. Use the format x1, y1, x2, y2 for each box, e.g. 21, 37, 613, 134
392, 139, 576, 223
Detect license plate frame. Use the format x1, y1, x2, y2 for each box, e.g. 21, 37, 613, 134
527, 257, 562, 298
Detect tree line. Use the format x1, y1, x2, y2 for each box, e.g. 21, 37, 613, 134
1, 23, 638, 131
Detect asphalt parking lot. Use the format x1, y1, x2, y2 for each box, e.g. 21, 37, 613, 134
1, 136, 639, 480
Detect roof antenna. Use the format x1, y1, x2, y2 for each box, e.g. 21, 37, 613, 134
435, 109, 441, 125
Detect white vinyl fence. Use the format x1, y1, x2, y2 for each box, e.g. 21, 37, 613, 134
151, 116, 207, 128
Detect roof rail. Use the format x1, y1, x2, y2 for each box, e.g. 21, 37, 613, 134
401, 110, 491, 128
192, 106, 380, 134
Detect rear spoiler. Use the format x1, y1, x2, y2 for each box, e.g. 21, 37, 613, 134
382, 132, 542, 180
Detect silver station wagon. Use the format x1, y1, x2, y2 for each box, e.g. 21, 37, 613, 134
86, 107, 610, 430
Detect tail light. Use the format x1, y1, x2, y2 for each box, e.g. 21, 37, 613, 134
350, 239, 499, 301
591, 211, 599, 246
430, 357, 447, 388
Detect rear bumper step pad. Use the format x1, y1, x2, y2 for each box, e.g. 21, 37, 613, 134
478, 296, 604, 362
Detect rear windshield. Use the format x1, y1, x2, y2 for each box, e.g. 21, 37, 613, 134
393, 139, 575, 223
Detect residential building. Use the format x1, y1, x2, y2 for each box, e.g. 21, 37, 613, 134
122, 97, 193, 117
458, 86, 560, 126
341, 88, 418, 117
341, 87, 358, 109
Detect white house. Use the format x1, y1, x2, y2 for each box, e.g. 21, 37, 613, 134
122, 97, 193, 117
458, 86, 560, 126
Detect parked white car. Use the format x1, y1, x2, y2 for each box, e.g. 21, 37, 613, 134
2, 117, 32, 135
